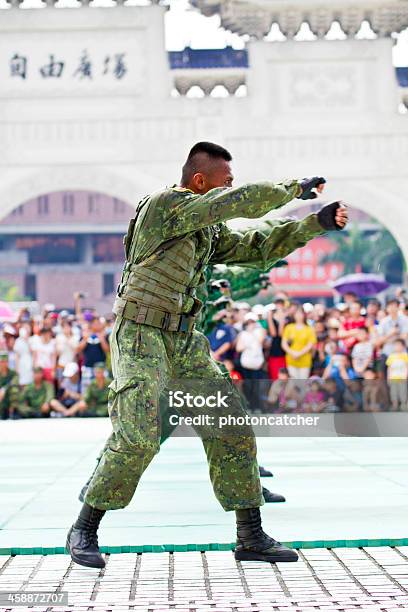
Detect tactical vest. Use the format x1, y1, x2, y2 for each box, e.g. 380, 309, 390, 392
112, 198, 220, 332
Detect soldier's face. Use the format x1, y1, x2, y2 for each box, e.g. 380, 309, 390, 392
34, 371, 43, 384
0, 361, 8, 374
192, 160, 234, 194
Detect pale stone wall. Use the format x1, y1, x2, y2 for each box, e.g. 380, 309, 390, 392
0, 5, 406, 265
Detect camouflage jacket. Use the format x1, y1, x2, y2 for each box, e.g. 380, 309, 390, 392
84, 378, 112, 416
19, 381, 54, 416
0, 369, 19, 411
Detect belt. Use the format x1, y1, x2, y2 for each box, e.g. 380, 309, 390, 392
114, 299, 196, 333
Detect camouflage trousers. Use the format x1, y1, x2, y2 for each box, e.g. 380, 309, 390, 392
84, 316, 264, 512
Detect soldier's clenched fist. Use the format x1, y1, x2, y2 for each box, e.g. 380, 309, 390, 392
297, 176, 326, 200
317, 201, 348, 231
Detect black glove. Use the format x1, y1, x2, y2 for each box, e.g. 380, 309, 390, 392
317, 201, 342, 231
297, 176, 326, 200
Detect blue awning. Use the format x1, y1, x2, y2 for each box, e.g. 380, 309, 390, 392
169, 47, 248, 69
169, 47, 408, 88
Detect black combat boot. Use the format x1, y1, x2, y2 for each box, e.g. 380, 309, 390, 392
78, 484, 88, 503
262, 487, 285, 503
78, 478, 91, 503
259, 466, 273, 478
66, 503, 106, 568
234, 507, 298, 562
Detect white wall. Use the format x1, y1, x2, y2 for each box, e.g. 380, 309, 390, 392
0, 6, 406, 262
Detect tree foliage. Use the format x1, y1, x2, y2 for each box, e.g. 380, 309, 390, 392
319, 224, 403, 277
0, 279, 29, 302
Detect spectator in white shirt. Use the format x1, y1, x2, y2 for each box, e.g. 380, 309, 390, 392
351, 327, 374, 377
14, 324, 34, 386
236, 313, 267, 412
56, 321, 80, 369
374, 298, 408, 367
30, 328, 57, 383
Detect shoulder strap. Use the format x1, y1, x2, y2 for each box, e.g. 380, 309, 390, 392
134, 194, 150, 221
125, 195, 151, 262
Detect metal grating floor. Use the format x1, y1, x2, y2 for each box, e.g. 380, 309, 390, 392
1, 547, 408, 611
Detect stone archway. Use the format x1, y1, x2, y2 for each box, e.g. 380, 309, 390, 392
0, 179, 148, 310
0, 165, 162, 223
292, 178, 408, 267
1, 170, 406, 308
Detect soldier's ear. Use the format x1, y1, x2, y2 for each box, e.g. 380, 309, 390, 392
192, 172, 206, 192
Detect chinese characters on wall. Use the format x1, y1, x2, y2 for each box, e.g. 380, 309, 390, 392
9, 50, 128, 81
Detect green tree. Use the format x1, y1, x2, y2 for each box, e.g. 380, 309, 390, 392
319, 223, 404, 279
0, 279, 29, 302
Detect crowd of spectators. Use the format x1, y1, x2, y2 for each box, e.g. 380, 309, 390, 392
207, 289, 408, 413
0, 296, 112, 420
1, 289, 407, 419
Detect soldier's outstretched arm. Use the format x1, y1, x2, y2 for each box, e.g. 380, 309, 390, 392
210, 214, 322, 271
161, 180, 305, 239
210, 202, 348, 271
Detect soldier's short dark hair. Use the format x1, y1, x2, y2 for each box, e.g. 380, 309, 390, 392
187, 141, 232, 162
181, 141, 232, 184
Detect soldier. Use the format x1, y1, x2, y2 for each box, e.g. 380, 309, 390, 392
0, 351, 19, 420
67, 363, 112, 417
66, 141, 348, 568
18, 367, 54, 418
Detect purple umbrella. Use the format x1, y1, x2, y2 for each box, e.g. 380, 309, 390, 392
330, 273, 390, 297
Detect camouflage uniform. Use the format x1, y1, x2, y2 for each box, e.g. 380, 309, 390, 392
84, 181, 324, 511
19, 381, 54, 418
0, 368, 20, 420
82, 378, 112, 417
